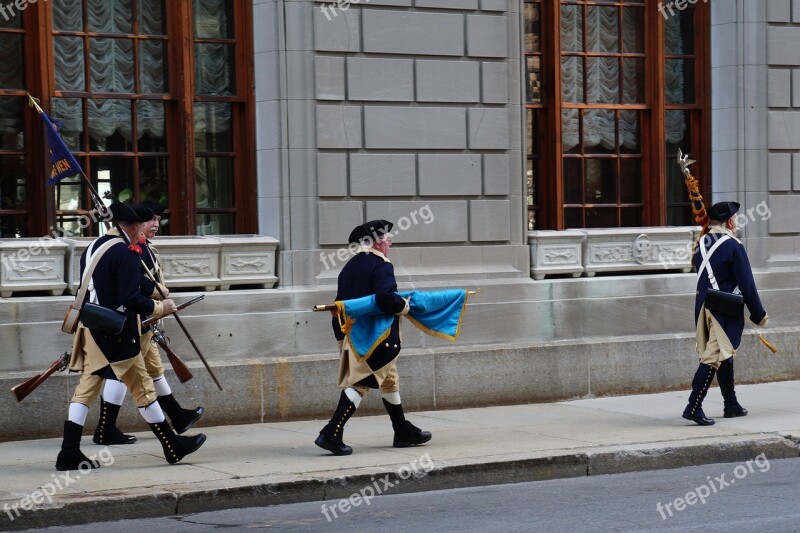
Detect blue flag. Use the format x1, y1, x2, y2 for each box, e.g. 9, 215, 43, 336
335, 289, 470, 361
38, 109, 82, 185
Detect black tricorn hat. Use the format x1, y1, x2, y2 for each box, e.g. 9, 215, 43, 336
139, 200, 168, 219
707, 201, 740, 222
108, 201, 154, 223
348, 219, 394, 244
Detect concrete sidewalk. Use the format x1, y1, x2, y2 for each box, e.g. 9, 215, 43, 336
2, 380, 800, 531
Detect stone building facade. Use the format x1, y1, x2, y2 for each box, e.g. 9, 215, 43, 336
2, 0, 800, 439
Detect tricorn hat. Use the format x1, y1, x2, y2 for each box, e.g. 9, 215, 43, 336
707, 201, 740, 222
347, 219, 394, 244
139, 200, 168, 219
108, 201, 154, 224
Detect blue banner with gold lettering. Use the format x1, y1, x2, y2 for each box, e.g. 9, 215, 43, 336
38, 109, 82, 185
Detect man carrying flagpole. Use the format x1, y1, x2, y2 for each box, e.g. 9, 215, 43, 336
315, 220, 432, 456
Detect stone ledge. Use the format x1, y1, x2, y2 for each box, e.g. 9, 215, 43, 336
3, 328, 800, 442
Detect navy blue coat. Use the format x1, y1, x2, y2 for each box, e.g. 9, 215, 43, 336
79, 236, 156, 363
332, 251, 406, 372
693, 230, 766, 349
138, 241, 162, 333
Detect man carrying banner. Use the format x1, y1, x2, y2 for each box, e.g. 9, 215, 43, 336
315, 220, 431, 456
683, 201, 769, 426
92, 201, 204, 445
57, 202, 206, 470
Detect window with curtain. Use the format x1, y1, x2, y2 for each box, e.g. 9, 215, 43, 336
524, 0, 542, 231
524, 1, 709, 230
194, 0, 236, 236
664, 9, 701, 226
0, 0, 255, 237
0, 15, 27, 237
51, 0, 170, 235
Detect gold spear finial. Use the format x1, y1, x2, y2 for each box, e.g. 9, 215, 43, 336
677, 148, 696, 177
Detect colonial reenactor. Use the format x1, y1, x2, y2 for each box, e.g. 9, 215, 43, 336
56, 202, 206, 470
92, 201, 203, 445
315, 220, 431, 456
683, 201, 768, 426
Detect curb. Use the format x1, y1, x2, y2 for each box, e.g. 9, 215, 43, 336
4, 433, 799, 530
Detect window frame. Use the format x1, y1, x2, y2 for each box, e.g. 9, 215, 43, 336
525, 0, 711, 230
0, 0, 256, 237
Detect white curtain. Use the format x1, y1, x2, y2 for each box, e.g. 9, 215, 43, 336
560, 6, 642, 153
664, 17, 687, 144
52, 0, 231, 141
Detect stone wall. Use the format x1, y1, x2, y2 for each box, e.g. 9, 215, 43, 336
712, 0, 800, 267
253, 0, 528, 287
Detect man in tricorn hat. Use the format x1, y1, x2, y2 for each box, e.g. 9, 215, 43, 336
315, 219, 431, 455
683, 201, 768, 426
57, 202, 205, 470
92, 200, 204, 446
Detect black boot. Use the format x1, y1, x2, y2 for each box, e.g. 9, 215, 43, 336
718, 358, 747, 418
682, 363, 717, 426
315, 390, 356, 455
93, 397, 137, 445
56, 421, 101, 471
149, 420, 206, 464
158, 394, 204, 435
382, 399, 432, 448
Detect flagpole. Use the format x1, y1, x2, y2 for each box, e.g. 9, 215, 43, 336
28, 93, 110, 228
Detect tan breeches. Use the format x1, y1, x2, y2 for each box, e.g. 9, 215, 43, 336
71, 355, 156, 408
140, 330, 165, 377
350, 361, 400, 396
699, 314, 735, 370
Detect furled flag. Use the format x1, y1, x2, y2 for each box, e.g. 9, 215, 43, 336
334, 289, 471, 360
28, 94, 83, 185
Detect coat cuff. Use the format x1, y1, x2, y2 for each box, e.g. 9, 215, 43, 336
151, 300, 164, 319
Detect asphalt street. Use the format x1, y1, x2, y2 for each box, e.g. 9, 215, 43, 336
16, 457, 800, 533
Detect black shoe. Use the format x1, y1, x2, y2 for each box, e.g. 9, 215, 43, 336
315, 433, 353, 456
56, 421, 101, 471
393, 420, 432, 447
682, 412, 715, 426
158, 394, 204, 435
93, 398, 137, 445
724, 405, 748, 418
149, 420, 206, 464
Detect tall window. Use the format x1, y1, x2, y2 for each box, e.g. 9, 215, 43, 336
664, 9, 704, 225
0, 15, 27, 237
525, 1, 709, 230
0, 0, 256, 237
524, 0, 543, 231
194, 0, 237, 235
51, 0, 171, 234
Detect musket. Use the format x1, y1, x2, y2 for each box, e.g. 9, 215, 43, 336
11, 352, 70, 403
144, 292, 221, 390
142, 294, 205, 329
151, 323, 194, 383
